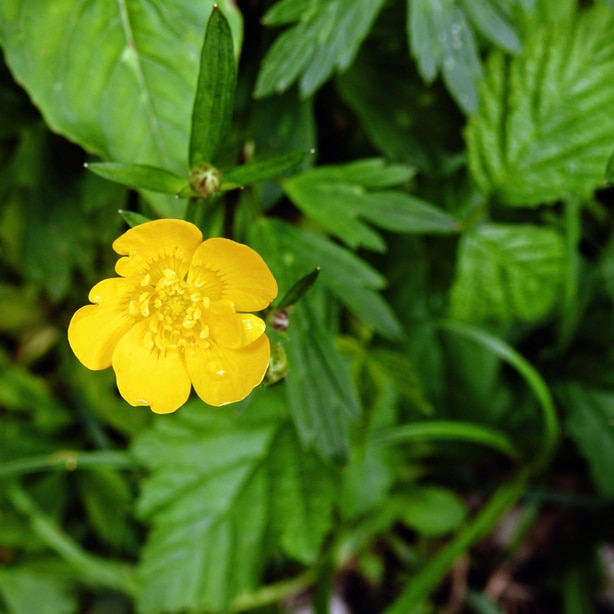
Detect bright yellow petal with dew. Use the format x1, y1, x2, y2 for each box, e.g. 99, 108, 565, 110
186, 335, 270, 406
113, 219, 202, 283
112, 320, 191, 414
188, 238, 278, 312
210, 313, 266, 349
67, 277, 138, 370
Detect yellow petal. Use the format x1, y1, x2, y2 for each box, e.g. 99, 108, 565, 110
113, 219, 202, 283
210, 313, 266, 349
112, 320, 191, 414
186, 335, 270, 406
67, 277, 137, 370
188, 238, 278, 311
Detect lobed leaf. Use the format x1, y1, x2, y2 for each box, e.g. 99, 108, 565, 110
450, 223, 566, 322
282, 161, 458, 251
133, 389, 337, 612
250, 219, 363, 461
255, 0, 386, 98
466, 4, 614, 206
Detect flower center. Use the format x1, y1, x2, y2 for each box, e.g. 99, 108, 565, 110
129, 269, 212, 352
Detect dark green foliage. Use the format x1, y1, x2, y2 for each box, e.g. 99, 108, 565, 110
2, 0, 614, 612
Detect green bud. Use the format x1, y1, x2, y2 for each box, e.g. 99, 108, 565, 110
189, 163, 221, 198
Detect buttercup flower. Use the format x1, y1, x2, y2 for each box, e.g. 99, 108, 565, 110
68, 219, 278, 413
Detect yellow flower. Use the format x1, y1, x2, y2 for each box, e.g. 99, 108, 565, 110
68, 219, 278, 414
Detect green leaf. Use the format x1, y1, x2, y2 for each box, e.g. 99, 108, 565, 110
562, 384, 614, 498
133, 389, 337, 613
276, 267, 320, 310
0, 568, 76, 614
0, 1, 242, 174
255, 0, 386, 98
222, 150, 311, 189
450, 223, 565, 322
86, 162, 188, 194
284, 297, 359, 462
189, 6, 237, 166
282, 161, 458, 251
250, 219, 362, 461
466, 4, 614, 206
118, 210, 152, 228
402, 486, 468, 536
408, 0, 483, 113
459, 0, 521, 53
251, 218, 401, 339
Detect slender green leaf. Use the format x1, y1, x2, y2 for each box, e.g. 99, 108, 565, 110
0, 1, 242, 175
190, 6, 237, 166
466, 4, 614, 205
450, 223, 566, 322
133, 390, 338, 612
276, 267, 320, 310
255, 0, 386, 98
118, 210, 152, 228
86, 162, 188, 194
222, 150, 311, 188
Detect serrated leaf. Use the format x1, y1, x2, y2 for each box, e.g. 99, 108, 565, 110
0, 1, 242, 175
408, 0, 483, 113
250, 219, 362, 461
189, 6, 237, 166
562, 384, 614, 498
450, 223, 565, 322
466, 5, 614, 206
255, 0, 386, 98
133, 389, 337, 613
222, 150, 311, 189
251, 218, 401, 339
86, 162, 188, 194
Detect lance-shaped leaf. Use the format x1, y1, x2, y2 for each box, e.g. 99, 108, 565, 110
276, 267, 320, 310
221, 150, 311, 189
86, 162, 189, 195
189, 6, 237, 166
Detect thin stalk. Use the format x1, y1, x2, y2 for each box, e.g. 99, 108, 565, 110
0, 450, 137, 479
7, 484, 139, 596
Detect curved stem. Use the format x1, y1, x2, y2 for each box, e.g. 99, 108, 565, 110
370, 420, 521, 460
0, 450, 137, 479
